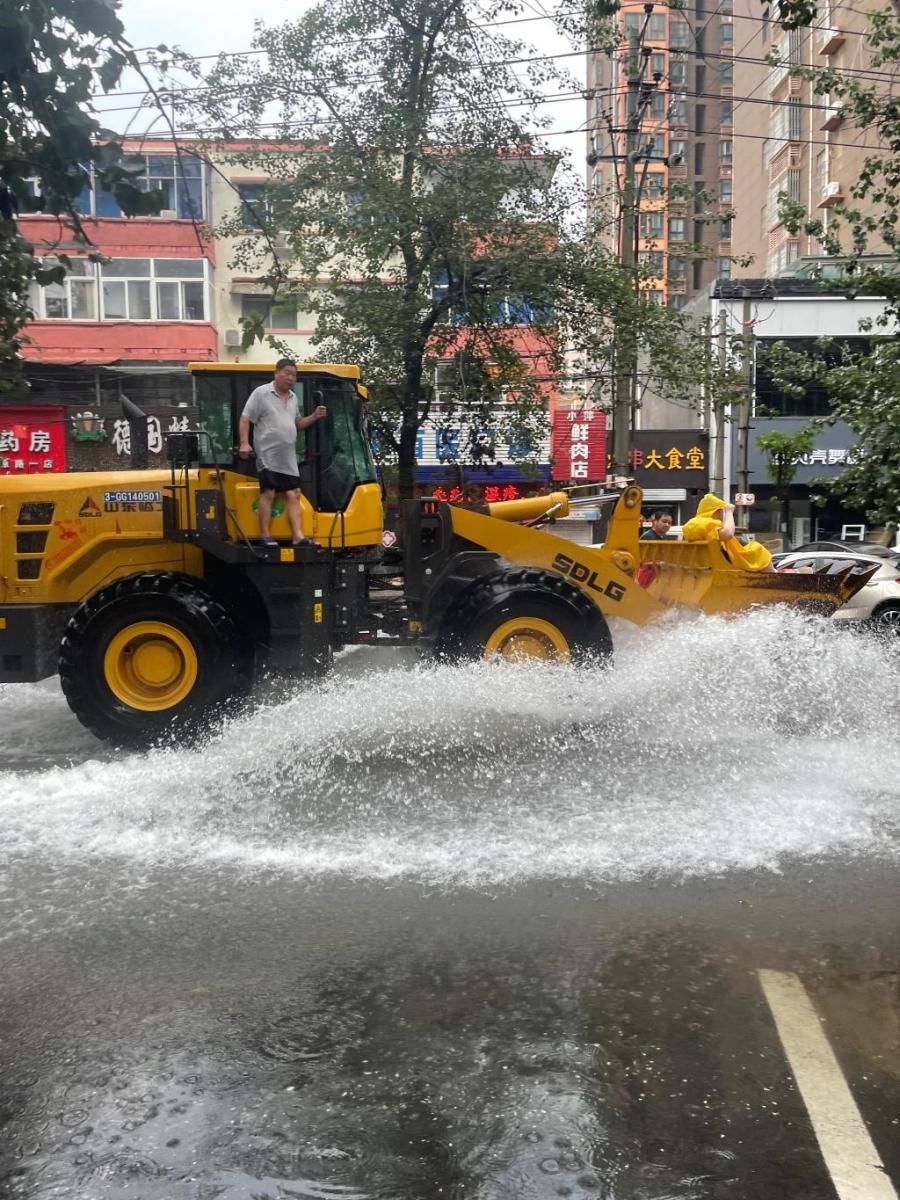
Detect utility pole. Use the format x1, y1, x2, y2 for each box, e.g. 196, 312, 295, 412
710, 307, 728, 496
735, 291, 754, 530
611, 29, 642, 480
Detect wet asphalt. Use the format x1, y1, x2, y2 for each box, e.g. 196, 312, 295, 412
1, 623, 899, 1199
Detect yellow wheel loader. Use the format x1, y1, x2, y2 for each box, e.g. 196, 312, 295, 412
0, 362, 874, 746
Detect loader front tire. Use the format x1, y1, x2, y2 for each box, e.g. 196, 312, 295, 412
436, 569, 613, 665
59, 573, 253, 747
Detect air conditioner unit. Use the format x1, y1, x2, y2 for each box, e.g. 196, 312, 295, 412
824, 180, 842, 198
224, 328, 242, 347
273, 231, 291, 252
158, 208, 178, 220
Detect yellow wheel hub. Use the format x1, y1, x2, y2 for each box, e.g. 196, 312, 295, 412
483, 616, 571, 662
103, 621, 199, 711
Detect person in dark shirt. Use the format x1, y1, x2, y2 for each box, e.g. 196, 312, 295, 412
641, 511, 673, 540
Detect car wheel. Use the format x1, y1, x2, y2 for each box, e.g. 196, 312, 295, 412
868, 602, 900, 636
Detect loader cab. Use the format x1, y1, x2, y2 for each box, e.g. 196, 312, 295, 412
189, 362, 377, 512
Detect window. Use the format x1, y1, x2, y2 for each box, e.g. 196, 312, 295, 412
720, 61, 734, 84
721, 21, 734, 42
640, 211, 664, 238
670, 139, 687, 163
651, 52, 666, 76
717, 256, 732, 278
695, 105, 705, 133
720, 100, 733, 125
692, 258, 704, 289
650, 13, 666, 39
668, 255, 686, 279
624, 12, 641, 35
652, 91, 666, 118
695, 143, 705, 173
236, 183, 270, 231
640, 250, 665, 275
648, 133, 666, 158
670, 97, 687, 122
719, 216, 732, 239
670, 59, 686, 85
695, 65, 706, 92
591, 169, 603, 193
100, 258, 207, 321
645, 290, 663, 306
29, 257, 96, 320
668, 293, 686, 309
240, 294, 299, 329
93, 155, 205, 219
755, 337, 872, 417
670, 19, 690, 47
646, 173, 664, 198
720, 139, 733, 161
719, 179, 733, 202
143, 154, 203, 218
669, 217, 686, 240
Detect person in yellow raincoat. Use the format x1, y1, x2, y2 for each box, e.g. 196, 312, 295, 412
682, 493, 775, 572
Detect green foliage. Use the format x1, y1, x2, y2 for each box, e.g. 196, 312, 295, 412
756, 428, 815, 493
0, 0, 165, 369
183, 0, 734, 492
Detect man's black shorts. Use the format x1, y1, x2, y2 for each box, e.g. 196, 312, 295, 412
258, 468, 302, 493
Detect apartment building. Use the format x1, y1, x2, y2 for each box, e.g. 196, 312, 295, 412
12, 139, 560, 491
730, 0, 886, 275
587, 0, 736, 308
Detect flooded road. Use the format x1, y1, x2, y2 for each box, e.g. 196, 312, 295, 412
1, 609, 899, 1199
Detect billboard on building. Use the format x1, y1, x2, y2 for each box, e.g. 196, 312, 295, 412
0, 405, 67, 474
628, 430, 709, 490
551, 406, 607, 481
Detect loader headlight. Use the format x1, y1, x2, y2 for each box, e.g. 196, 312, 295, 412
623, 486, 641, 509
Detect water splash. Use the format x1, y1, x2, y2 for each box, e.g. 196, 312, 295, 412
0, 609, 897, 887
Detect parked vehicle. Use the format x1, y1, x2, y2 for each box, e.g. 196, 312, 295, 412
772, 550, 900, 632
792, 540, 900, 560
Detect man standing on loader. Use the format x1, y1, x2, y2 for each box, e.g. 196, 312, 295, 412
238, 358, 328, 546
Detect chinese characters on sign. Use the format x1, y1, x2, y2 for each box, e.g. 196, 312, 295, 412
551, 407, 607, 482
627, 431, 710, 489
110, 415, 192, 457
797, 447, 856, 466
0, 405, 67, 474
431, 485, 523, 502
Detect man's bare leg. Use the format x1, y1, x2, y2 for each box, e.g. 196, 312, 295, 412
258, 489, 275, 539
285, 489, 303, 542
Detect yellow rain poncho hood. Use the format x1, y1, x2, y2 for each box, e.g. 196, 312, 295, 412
682, 493, 773, 572
696, 493, 727, 519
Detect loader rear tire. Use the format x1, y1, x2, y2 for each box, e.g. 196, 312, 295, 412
436, 569, 613, 665
59, 573, 253, 748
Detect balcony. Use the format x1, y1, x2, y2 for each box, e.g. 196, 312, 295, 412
818, 180, 845, 207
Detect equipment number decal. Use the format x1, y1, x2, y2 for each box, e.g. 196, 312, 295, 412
103, 489, 162, 504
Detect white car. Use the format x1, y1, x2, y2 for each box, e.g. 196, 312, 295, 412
772, 550, 900, 633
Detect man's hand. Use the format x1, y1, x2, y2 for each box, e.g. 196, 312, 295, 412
239, 441, 253, 459
314, 405, 327, 421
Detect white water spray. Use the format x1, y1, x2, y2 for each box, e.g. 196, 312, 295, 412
1, 609, 897, 886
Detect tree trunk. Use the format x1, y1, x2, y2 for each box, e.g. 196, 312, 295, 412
398, 409, 419, 501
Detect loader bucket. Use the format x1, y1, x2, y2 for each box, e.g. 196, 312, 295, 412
697, 561, 880, 617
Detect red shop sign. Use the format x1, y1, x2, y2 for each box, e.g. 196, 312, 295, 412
551, 406, 607, 482
0, 404, 68, 474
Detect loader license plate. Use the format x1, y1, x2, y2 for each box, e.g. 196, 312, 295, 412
103, 490, 162, 504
